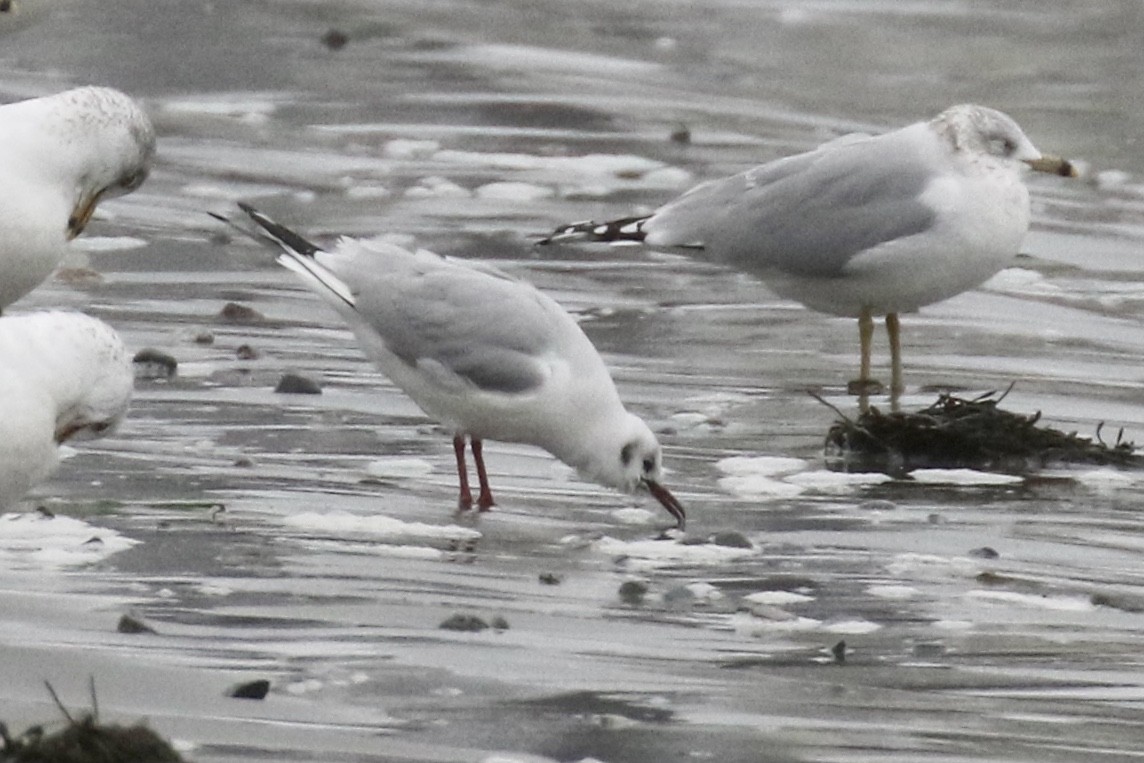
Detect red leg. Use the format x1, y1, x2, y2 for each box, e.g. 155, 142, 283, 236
453, 435, 473, 511
472, 438, 495, 511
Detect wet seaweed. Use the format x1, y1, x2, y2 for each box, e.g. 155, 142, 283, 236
0, 680, 185, 763
822, 387, 1144, 474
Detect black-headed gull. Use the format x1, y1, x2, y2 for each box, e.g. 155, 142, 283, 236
0, 311, 133, 510
217, 204, 686, 529
541, 104, 1075, 396
0, 86, 155, 310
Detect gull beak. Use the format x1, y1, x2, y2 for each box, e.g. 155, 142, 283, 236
1025, 155, 1078, 177
643, 478, 686, 531
67, 189, 105, 240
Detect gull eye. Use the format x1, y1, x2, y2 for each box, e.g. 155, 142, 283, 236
0, 1, 14, 13
642, 457, 655, 474
988, 136, 1017, 156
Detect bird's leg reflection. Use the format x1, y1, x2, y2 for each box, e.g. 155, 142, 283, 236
886, 312, 903, 412
471, 437, 495, 511
453, 434, 474, 511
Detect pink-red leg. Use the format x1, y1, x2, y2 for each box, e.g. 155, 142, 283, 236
453, 435, 473, 511
472, 438, 495, 511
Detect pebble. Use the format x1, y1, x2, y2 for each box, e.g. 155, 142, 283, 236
133, 348, 178, 380
227, 679, 271, 700
218, 302, 264, 324
274, 373, 322, 394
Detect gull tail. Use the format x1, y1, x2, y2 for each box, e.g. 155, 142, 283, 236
211, 204, 355, 309
536, 215, 651, 245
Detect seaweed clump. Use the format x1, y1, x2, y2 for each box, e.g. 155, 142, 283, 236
824, 388, 1143, 474
1, 681, 185, 763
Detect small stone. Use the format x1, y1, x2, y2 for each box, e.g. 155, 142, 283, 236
538, 572, 562, 585
236, 343, 261, 360
831, 640, 846, 664
912, 641, 946, 658
669, 124, 691, 144
968, 546, 999, 559
439, 613, 489, 632
233, 456, 254, 468
618, 580, 649, 605
274, 373, 322, 394
227, 679, 271, 700
36, 506, 55, 518
193, 330, 215, 345
133, 348, 178, 380
710, 531, 753, 549
321, 28, 349, 50
55, 266, 104, 285
117, 614, 157, 634
491, 616, 510, 631
218, 302, 264, 324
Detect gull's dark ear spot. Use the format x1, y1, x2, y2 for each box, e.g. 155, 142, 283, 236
620, 442, 635, 467
0, 1, 13, 13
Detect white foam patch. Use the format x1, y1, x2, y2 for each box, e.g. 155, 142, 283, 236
593, 536, 756, 568
1073, 468, 1137, 490
363, 457, 435, 480
610, 507, 658, 526
785, 470, 894, 490
0, 512, 139, 567
474, 181, 554, 202
964, 590, 1095, 612
717, 474, 805, 498
729, 610, 821, 634
823, 619, 882, 635
866, 584, 919, 600
909, 469, 1024, 486
70, 236, 149, 252
717, 456, 809, 477
382, 138, 440, 159
982, 267, 1062, 296
283, 511, 481, 542
743, 590, 815, 606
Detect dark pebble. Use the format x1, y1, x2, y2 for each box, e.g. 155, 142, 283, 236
321, 28, 349, 50
233, 456, 254, 468
538, 572, 562, 585
710, 531, 753, 549
669, 124, 691, 144
491, 616, 510, 630
193, 330, 215, 345
227, 679, 271, 700
133, 348, 178, 380
831, 640, 846, 664
439, 613, 489, 632
968, 546, 1000, 559
218, 302, 264, 324
36, 506, 55, 518
618, 580, 649, 605
117, 614, 157, 635
274, 373, 322, 394
236, 343, 261, 360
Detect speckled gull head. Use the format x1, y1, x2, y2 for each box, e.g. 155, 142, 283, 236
0, 311, 132, 510
0, 87, 155, 310
929, 103, 1073, 175
0, 311, 134, 443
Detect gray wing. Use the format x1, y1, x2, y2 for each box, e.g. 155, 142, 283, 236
645, 130, 938, 278
344, 251, 561, 395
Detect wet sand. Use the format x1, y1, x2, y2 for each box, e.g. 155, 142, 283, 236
2, 1, 1144, 761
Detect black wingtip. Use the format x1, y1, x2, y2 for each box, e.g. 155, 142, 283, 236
536, 216, 651, 245
235, 203, 322, 258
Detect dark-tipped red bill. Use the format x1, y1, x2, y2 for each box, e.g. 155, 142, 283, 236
645, 479, 686, 530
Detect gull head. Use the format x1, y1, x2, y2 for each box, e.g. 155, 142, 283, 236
932, 103, 1076, 177
0, 312, 134, 444
46, 87, 156, 239
585, 412, 686, 529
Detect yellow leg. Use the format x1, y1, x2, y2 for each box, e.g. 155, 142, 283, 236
886, 312, 903, 396
858, 307, 874, 386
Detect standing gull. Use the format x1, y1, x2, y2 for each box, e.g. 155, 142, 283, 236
215, 204, 686, 529
541, 104, 1076, 395
0, 311, 133, 510
0, 86, 155, 310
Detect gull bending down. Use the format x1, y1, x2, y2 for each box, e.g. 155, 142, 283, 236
216, 204, 686, 529
0, 311, 133, 510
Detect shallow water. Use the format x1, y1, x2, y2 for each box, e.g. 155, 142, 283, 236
3, 1, 1144, 761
